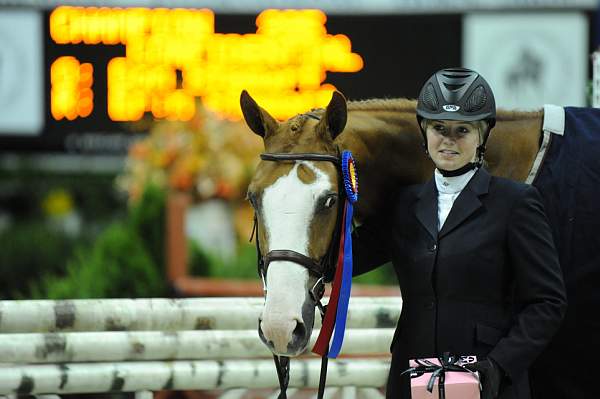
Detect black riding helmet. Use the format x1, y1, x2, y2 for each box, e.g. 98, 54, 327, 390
416, 68, 496, 175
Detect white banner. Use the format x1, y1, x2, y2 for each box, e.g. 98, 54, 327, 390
463, 12, 588, 110
0, 10, 43, 135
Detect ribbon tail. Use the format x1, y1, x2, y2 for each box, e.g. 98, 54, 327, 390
328, 201, 354, 358
312, 205, 347, 356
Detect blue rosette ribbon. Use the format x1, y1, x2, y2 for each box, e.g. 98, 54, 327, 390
328, 150, 358, 358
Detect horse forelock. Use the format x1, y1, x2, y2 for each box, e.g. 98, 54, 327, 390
288, 114, 311, 133
263, 111, 340, 156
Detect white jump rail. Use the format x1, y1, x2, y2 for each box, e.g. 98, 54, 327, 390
0, 329, 393, 363
0, 297, 401, 332
0, 297, 401, 398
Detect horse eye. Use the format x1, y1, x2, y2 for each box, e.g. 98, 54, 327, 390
324, 195, 337, 209
247, 191, 258, 208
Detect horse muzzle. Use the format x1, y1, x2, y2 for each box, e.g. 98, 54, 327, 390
258, 298, 316, 356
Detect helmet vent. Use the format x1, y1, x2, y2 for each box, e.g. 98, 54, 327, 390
442, 73, 471, 79
464, 85, 487, 112
421, 83, 438, 111
443, 82, 465, 92
444, 68, 470, 73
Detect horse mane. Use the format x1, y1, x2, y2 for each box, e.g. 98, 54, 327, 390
347, 98, 417, 112
344, 97, 542, 121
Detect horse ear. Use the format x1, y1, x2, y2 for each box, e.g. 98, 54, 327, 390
240, 90, 278, 137
320, 91, 347, 140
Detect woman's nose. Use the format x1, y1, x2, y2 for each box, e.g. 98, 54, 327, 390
441, 134, 456, 143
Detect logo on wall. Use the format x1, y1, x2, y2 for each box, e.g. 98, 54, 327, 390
463, 12, 587, 110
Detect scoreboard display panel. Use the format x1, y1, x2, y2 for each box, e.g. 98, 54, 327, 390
0, 7, 461, 154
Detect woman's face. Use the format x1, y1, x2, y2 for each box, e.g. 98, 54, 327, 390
425, 120, 481, 171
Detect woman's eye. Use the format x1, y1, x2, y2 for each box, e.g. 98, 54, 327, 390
457, 127, 469, 134
434, 124, 445, 132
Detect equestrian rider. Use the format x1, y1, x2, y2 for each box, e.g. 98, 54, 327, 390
352, 67, 566, 399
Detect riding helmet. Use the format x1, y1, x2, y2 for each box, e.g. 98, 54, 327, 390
416, 67, 496, 128
416, 68, 497, 174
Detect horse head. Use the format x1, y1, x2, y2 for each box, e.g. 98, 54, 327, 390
240, 90, 347, 356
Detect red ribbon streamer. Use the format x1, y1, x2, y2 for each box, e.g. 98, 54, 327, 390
312, 204, 347, 356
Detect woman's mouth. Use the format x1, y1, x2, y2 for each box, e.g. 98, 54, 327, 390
439, 149, 459, 156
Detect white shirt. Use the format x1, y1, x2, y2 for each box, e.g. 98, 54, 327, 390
434, 168, 477, 231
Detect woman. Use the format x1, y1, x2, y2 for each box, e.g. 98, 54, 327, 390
352, 68, 566, 399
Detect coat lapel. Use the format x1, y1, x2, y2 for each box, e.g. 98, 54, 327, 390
438, 168, 491, 239
414, 178, 439, 240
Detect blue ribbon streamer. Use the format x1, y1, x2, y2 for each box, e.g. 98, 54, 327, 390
328, 200, 353, 358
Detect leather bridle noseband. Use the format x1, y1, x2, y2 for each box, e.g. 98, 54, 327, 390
250, 148, 347, 399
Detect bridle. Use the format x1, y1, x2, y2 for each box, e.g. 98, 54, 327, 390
250, 146, 348, 399
253, 151, 345, 297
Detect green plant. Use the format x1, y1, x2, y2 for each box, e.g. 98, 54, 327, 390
129, 183, 166, 270
352, 262, 397, 286
34, 223, 166, 299
187, 239, 211, 276
189, 241, 258, 280
29, 184, 168, 299
0, 222, 78, 299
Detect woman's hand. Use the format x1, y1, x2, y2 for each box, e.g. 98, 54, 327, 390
466, 358, 503, 399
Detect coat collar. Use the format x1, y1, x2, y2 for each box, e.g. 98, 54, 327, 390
415, 167, 491, 240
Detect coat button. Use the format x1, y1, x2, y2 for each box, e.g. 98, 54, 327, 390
428, 243, 437, 252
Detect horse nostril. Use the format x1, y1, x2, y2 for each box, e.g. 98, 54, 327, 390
292, 320, 306, 341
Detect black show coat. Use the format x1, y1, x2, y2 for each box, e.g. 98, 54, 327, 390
352, 168, 566, 399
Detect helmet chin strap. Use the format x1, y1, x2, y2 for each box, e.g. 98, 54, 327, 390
438, 161, 478, 177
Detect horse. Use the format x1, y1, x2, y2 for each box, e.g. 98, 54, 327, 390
240, 90, 543, 358
240, 90, 600, 398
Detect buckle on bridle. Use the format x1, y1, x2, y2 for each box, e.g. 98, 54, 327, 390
310, 276, 326, 316
260, 271, 267, 294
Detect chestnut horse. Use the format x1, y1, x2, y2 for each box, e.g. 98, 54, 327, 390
240, 90, 543, 357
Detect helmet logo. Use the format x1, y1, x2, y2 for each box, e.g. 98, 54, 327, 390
443, 104, 460, 112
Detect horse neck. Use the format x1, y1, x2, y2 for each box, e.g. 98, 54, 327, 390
485, 111, 543, 181
336, 105, 433, 221
334, 103, 543, 222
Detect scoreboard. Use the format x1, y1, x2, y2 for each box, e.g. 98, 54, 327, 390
49, 7, 363, 122
0, 7, 462, 154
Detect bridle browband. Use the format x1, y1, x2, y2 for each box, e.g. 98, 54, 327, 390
251, 146, 347, 399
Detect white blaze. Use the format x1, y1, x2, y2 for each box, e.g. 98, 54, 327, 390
260, 161, 333, 354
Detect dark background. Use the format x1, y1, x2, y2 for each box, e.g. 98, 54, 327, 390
1, 11, 595, 154
0, 13, 462, 154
